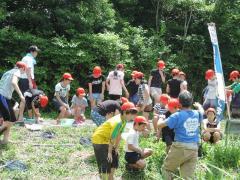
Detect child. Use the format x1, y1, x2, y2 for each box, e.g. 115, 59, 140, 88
126, 71, 139, 105
106, 64, 129, 100
135, 72, 152, 130
24, 89, 48, 123
125, 116, 153, 171
0, 61, 27, 144
158, 91, 204, 179
88, 66, 105, 109
148, 59, 166, 104
203, 69, 217, 110
202, 108, 221, 144
152, 94, 169, 137
91, 100, 122, 126
158, 98, 179, 153
53, 73, 73, 124
92, 102, 138, 180
226, 70, 240, 117
179, 71, 188, 92
166, 68, 182, 98
71, 88, 88, 125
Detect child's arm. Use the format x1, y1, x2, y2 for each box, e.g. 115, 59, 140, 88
66, 90, 69, 104
106, 78, 110, 91
114, 134, 121, 154
157, 119, 167, 129
101, 80, 105, 99
56, 92, 68, 108
12, 75, 25, 102
107, 139, 114, 162
120, 79, 129, 98
166, 84, 170, 94
88, 83, 93, 99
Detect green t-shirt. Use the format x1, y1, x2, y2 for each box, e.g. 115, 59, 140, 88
231, 82, 240, 94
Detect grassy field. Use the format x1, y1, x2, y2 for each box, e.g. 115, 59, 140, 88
0, 117, 240, 180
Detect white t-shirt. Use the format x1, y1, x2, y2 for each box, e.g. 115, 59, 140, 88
121, 121, 134, 141
0, 68, 21, 99
206, 79, 218, 99
107, 70, 124, 95
55, 83, 70, 98
125, 129, 139, 152
21, 53, 36, 79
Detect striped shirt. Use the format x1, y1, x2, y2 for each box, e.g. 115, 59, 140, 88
153, 103, 167, 115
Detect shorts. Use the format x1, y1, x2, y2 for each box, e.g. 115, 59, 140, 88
93, 144, 119, 174
162, 127, 175, 146
25, 96, 40, 110
108, 94, 121, 101
0, 94, 17, 122
129, 94, 139, 105
53, 97, 68, 112
125, 152, 142, 164
203, 99, 217, 110
18, 79, 30, 94
150, 87, 162, 99
92, 93, 102, 101
91, 108, 106, 126
18, 79, 37, 93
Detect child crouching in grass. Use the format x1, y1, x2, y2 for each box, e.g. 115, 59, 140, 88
202, 108, 222, 144
125, 116, 153, 171
71, 87, 88, 125
92, 102, 138, 180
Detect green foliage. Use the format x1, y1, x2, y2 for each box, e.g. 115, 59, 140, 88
0, 0, 239, 103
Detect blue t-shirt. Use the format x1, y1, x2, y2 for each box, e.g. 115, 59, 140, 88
166, 110, 203, 143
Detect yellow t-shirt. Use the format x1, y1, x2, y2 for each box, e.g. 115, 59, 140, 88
92, 114, 126, 144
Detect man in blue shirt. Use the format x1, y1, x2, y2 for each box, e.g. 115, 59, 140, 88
158, 91, 203, 179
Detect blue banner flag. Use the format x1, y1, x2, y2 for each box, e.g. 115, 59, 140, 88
208, 23, 226, 121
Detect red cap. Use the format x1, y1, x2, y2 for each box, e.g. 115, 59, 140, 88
116, 64, 124, 69
63, 73, 74, 80
205, 69, 215, 80
229, 70, 239, 81
16, 61, 27, 69
76, 88, 86, 96
206, 107, 216, 115
171, 68, 180, 76
134, 72, 144, 79
93, 66, 102, 77
131, 71, 138, 77
179, 71, 186, 76
157, 60, 165, 69
160, 94, 170, 105
134, 116, 148, 124
121, 97, 129, 104
121, 102, 137, 111
167, 98, 180, 111
40, 95, 48, 108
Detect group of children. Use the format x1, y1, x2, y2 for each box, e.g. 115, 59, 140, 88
0, 52, 239, 179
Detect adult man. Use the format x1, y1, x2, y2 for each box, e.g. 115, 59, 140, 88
158, 91, 204, 179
